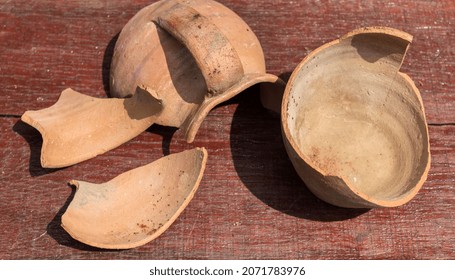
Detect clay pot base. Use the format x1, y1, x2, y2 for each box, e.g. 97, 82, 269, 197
283, 27, 430, 208
62, 148, 207, 249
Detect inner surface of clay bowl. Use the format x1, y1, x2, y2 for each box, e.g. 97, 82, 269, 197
283, 29, 430, 207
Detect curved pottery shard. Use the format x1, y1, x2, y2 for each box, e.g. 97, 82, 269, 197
110, 0, 280, 143
21, 88, 162, 168
21, 0, 279, 168
62, 148, 208, 249
282, 27, 430, 208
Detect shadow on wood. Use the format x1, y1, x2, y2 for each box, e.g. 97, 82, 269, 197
102, 33, 119, 98
229, 85, 369, 221
147, 124, 178, 156
12, 120, 62, 177
46, 184, 114, 252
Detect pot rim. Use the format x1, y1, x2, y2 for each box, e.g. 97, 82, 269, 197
281, 26, 431, 207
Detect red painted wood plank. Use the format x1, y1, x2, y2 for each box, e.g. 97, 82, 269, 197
1, 92, 454, 259
0, 0, 454, 259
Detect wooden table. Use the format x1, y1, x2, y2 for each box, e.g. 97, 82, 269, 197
1, 0, 454, 259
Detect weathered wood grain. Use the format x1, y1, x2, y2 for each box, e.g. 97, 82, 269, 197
1, 92, 455, 259
0, 0, 454, 259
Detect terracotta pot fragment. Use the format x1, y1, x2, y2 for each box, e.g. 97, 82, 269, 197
62, 148, 208, 249
21, 87, 162, 168
110, 0, 279, 142
281, 27, 431, 208
21, 0, 278, 168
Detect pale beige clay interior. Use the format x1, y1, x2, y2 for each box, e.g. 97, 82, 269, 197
286, 31, 429, 202
62, 148, 207, 249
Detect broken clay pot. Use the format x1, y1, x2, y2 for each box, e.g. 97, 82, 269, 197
62, 148, 207, 249
21, 87, 161, 168
21, 0, 279, 168
281, 27, 430, 208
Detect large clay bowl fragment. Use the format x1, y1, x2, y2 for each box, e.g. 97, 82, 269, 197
22, 0, 278, 168
282, 27, 430, 208
110, 0, 279, 142
62, 148, 208, 249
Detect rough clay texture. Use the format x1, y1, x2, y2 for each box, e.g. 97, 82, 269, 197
1, 0, 454, 259
19, 0, 278, 168
21, 88, 162, 168
110, 0, 278, 142
282, 28, 430, 208
62, 148, 208, 249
